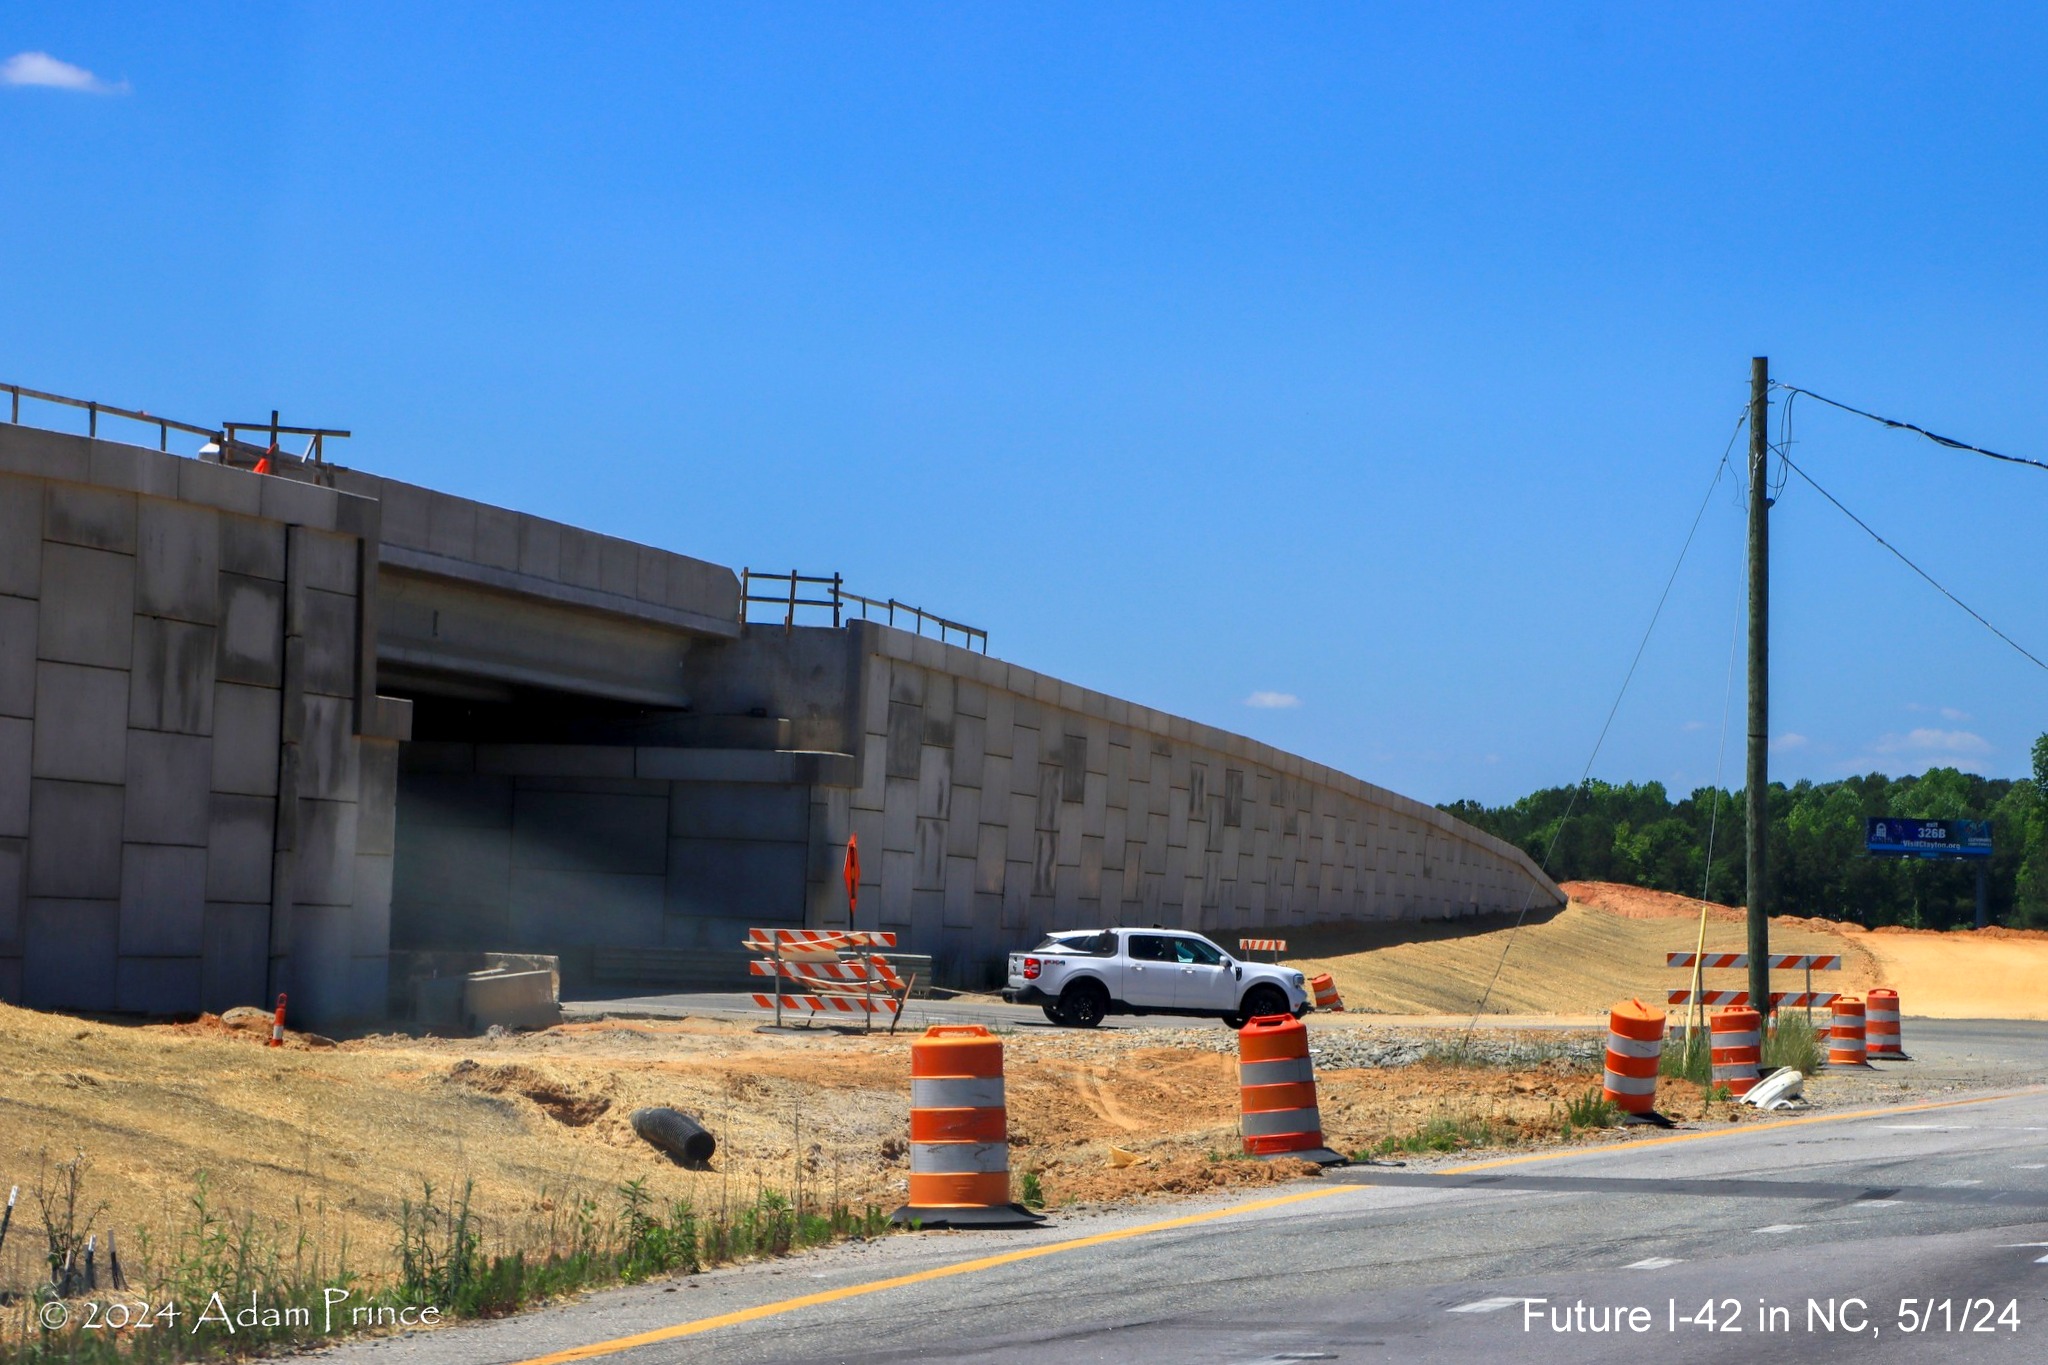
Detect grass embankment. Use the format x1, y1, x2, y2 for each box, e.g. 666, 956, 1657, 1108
1, 1149, 890, 1363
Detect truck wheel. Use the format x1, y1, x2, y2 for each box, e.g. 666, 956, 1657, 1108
1041, 1002, 1069, 1026
1239, 985, 1288, 1023
1060, 981, 1109, 1029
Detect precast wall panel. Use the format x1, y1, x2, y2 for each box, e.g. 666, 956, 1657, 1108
804, 622, 1561, 985
0, 427, 404, 1026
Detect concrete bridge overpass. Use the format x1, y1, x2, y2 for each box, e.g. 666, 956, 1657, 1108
1, 410, 1561, 1026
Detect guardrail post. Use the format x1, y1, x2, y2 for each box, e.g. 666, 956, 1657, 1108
832, 572, 843, 628
88, 402, 97, 438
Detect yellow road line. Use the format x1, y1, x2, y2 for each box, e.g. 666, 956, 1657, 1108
509, 1085, 2042, 1364
506, 1185, 1357, 1365
1440, 1088, 2036, 1175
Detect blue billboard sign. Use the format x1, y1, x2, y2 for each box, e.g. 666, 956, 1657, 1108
1865, 817, 1993, 859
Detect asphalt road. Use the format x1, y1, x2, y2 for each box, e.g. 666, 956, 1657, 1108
559, 990, 1603, 1033
313, 1022, 2048, 1365
563, 988, 1231, 1032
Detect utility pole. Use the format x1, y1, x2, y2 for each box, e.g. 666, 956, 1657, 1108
1746, 357, 1772, 1015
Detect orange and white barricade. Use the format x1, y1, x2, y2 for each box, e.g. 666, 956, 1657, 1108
1827, 996, 1869, 1067
1237, 1014, 1345, 1163
1866, 988, 1905, 1059
1309, 973, 1343, 1012
1708, 1006, 1762, 1097
1603, 999, 1664, 1118
891, 1025, 1042, 1228
1239, 938, 1288, 962
745, 929, 906, 1029
1665, 990, 1838, 1010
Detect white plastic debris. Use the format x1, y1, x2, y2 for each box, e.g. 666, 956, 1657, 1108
1741, 1066, 1807, 1111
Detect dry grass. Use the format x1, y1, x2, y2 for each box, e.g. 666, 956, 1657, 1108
1281, 895, 1881, 1016
0, 1002, 1630, 1297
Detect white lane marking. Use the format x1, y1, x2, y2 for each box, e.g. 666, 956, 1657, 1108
1626, 1258, 1683, 1270
1937, 1179, 1985, 1187
1754, 1224, 1807, 1234
1879, 1124, 1965, 1131
1448, 1297, 1533, 1313
2016, 1164, 2047, 1170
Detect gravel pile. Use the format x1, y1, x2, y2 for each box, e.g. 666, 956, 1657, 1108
1303, 1030, 1604, 1070
1044, 1023, 1607, 1071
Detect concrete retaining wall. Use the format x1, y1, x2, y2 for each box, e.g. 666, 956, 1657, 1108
0, 425, 405, 1025
803, 622, 1562, 984
4, 418, 1558, 1010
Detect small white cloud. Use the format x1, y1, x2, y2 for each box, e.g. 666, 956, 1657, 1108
1770, 732, 1809, 752
1873, 728, 1990, 757
2, 51, 127, 94
1681, 720, 1706, 732
1940, 706, 1971, 722
1243, 691, 1300, 710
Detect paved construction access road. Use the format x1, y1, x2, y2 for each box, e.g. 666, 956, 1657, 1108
314, 1021, 2048, 1364
561, 990, 1604, 1033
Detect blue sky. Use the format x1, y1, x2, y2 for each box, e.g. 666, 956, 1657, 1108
4, 3, 2045, 806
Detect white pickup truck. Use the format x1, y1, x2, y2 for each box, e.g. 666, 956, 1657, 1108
1002, 928, 1311, 1029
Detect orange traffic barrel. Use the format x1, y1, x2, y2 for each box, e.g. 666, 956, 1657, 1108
1708, 1006, 1762, 1096
1238, 1014, 1345, 1164
1602, 999, 1664, 1116
1309, 974, 1344, 1012
1866, 989, 1906, 1059
891, 1025, 1043, 1228
1828, 996, 1869, 1067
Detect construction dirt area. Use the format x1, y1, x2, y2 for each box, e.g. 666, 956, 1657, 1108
3, 881, 2042, 1298
1286, 879, 2048, 1021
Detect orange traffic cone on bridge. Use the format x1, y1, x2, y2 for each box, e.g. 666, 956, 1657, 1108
891, 1025, 1044, 1229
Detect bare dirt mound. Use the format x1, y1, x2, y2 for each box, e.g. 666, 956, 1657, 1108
1560, 881, 1746, 922
1283, 900, 1882, 1016
1288, 880, 2047, 1020
1855, 934, 2048, 1020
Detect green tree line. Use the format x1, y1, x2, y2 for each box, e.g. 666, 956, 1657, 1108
1442, 735, 2048, 929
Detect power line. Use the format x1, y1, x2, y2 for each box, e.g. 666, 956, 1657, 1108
1777, 452, 2048, 675
1460, 410, 1747, 1040
1773, 382, 2048, 476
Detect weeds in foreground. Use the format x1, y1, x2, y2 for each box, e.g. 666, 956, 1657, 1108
0, 1160, 896, 1365
1355, 1114, 1505, 1160
1017, 1172, 1044, 1210
1658, 1032, 1713, 1084
1555, 1086, 1619, 1140
1764, 1012, 1825, 1076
